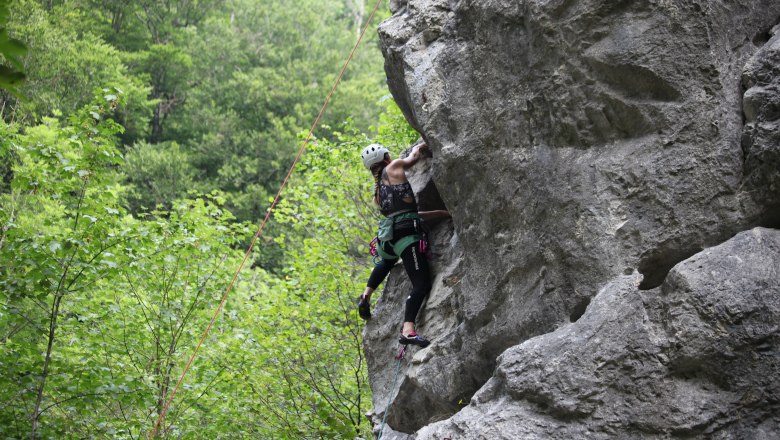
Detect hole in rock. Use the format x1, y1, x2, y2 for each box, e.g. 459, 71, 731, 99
638, 246, 701, 290
752, 29, 771, 46
753, 16, 780, 46
569, 297, 591, 322
417, 180, 447, 212
759, 211, 780, 231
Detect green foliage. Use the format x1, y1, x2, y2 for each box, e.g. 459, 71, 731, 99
2, 0, 154, 136
0, 89, 248, 438
1, 0, 391, 228
157, 0, 389, 223
1, 80, 418, 440
0, 89, 129, 437
0, 1, 423, 438
122, 140, 201, 213
0, 0, 28, 97
225, 99, 419, 438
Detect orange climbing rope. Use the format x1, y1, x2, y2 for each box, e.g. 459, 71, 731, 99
147, 0, 385, 437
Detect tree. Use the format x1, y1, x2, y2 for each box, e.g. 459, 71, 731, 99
0, 0, 27, 98
0, 90, 127, 438
0, 2, 420, 438
0, 89, 249, 439
216, 99, 418, 438
0, 0, 154, 140
125, 43, 194, 143
158, 0, 389, 223
122, 140, 201, 213
136, 0, 216, 44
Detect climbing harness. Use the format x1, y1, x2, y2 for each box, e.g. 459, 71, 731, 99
377, 345, 408, 440
146, 0, 385, 437
370, 212, 430, 263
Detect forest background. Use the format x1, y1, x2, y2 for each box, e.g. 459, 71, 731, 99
0, 0, 419, 438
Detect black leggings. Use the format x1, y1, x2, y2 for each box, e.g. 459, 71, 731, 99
367, 238, 431, 323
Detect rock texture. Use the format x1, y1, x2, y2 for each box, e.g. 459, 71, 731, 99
416, 227, 780, 439
364, 0, 780, 437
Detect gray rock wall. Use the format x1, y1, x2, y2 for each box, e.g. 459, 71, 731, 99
415, 227, 780, 439
364, 0, 780, 437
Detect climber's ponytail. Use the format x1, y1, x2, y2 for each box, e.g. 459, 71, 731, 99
370, 154, 389, 204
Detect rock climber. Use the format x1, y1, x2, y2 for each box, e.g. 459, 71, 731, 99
357, 141, 450, 347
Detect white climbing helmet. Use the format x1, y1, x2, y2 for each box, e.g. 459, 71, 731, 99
360, 143, 390, 169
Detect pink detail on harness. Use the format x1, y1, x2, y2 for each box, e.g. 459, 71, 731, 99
369, 236, 378, 257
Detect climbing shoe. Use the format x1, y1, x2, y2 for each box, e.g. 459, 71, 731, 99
357, 295, 371, 320
398, 332, 430, 348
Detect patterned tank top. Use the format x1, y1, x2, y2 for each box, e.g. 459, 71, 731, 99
378, 168, 418, 217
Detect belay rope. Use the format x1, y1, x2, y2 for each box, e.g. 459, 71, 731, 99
377, 345, 408, 440
146, 0, 385, 437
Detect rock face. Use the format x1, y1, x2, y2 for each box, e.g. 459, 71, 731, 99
364, 0, 780, 437
417, 227, 780, 439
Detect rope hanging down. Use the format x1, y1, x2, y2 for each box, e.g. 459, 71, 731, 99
147, 0, 385, 437
377, 345, 407, 440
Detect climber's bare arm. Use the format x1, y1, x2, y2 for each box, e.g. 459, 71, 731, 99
385, 142, 427, 182
419, 210, 451, 222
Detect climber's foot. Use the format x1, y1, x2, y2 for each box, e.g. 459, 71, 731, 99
398, 332, 430, 348
357, 295, 371, 320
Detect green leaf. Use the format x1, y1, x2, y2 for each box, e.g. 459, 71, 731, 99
0, 65, 24, 92
0, 29, 27, 68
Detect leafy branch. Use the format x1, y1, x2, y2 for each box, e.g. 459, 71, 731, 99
0, 1, 27, 98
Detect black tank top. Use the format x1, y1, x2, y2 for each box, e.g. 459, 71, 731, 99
378, 169, 418, 217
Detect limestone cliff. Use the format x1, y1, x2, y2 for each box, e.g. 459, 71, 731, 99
363, 0, 780, 438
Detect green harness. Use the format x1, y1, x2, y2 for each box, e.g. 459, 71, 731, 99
375, 212, 422, 260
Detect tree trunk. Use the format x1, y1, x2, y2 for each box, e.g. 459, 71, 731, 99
150, 102, 163, 143
30, 184, 86, 439
30, 292, 64, 440
351, 0, 366, 40
111, 8, 124, 33
0, 195, 14, 250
